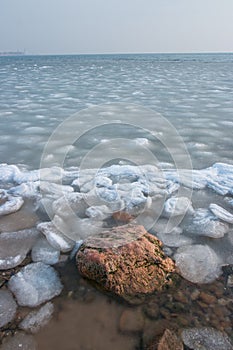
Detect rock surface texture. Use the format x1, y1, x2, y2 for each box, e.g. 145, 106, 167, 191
76, 224, 175, 302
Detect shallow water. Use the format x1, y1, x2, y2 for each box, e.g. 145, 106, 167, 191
0, 53, 233, 349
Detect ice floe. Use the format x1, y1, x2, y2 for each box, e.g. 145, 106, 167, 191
8, 262, 63, 307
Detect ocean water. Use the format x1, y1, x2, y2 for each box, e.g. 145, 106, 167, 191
0, 53, 233, 169
0, 53, 233, 349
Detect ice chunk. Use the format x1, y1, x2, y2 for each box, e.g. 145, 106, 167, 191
187, 208, 229, 238
0, 164, 20, 183
9, 182, 40, 199
0, 290, 17, 327
40, 181, 73, 199
0, 195, 24, 216
31, 237, 60, 265
209, 203, 233, 224
85, 205, 112, 220
52, 192, 87, 219
0, 189, 8, 204
19, 302, 54, 333
0, 332, 37, 350
163, 197, 194, 218
174, 244, 221, 283
181, 327, 233, 350
37, 221, 75, 252
156, 230, 193, 248
52, 214, 104, 241
8, 262, 63, 307
0, 229, 39, 270
14, 169, 40, 184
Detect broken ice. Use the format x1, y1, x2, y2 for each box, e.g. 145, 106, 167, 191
174, 244, 222, 283
8, 262, 63, 307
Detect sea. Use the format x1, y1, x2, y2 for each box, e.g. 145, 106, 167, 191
0, 53, 233, 349
0, 53, 233, 170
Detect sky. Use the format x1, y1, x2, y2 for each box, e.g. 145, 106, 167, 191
0, 0, 233, 55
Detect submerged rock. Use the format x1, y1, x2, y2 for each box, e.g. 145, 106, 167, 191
158, 329, 183, 350
19, 302, 54, 333
181, 327, 233, 350
8, 262, 63, 307
76, 224, 175, 302
0, 290, 17, 328
174, 244, 221, 284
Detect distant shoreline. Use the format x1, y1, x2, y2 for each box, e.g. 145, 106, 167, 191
0, 51, 25, 56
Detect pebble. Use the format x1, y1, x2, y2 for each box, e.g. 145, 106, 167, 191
119, 307, 145, 333
199, 291, 217, 305
181, 327, 233, 350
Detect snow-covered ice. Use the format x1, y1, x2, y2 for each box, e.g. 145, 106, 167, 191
8, 262, 63, 307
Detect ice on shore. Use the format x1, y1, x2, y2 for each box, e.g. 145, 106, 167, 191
8, 262, 63, 307
174, 244, 221, 283
186, 208, 230, 238
0, 194, 24, 216
37, 222, 75, 252
19, 302, 54, 333
0, 290, 17, 327
209, 203, 233, 224
0, 332, 37, 350
0, 229, 39, 270
163, 197, 194, 218
31, 237, 60, 265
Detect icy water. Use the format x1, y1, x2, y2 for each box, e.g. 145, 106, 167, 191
0, 53, 233, 349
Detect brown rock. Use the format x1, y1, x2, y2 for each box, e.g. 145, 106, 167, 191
119, 307, 145, 333
76, 224, 175, 302
158, 329, 184, 350
199, 291, 217, 305
112, 211, 134, 224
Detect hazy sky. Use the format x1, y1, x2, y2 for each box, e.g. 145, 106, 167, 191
1, 0, 233, 54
